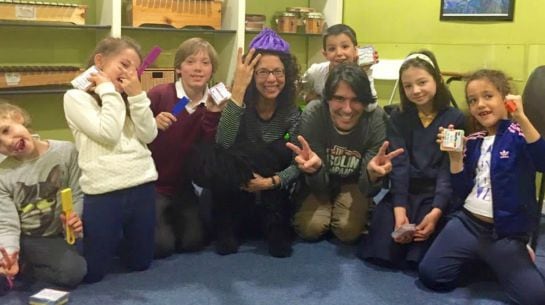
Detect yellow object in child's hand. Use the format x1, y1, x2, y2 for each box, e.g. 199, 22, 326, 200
60, 188, 76, 245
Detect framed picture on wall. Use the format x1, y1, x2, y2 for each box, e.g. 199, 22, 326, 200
440, 0, 515, 21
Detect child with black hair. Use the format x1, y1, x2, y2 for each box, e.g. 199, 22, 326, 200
301, 23, 377, 105
360, 50, 465, 268
197, 28, 301, 258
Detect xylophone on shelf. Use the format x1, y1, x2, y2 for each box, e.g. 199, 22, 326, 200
0, 0, 87, 25
127, 0, 222, 29
0, 66, 81, 89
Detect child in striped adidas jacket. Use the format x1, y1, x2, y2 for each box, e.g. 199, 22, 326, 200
419, 69, 545, 305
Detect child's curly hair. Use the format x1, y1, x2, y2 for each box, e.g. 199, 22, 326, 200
0, 100, 32, 128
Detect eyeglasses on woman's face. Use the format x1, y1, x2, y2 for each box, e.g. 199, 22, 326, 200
254, 68, 285, 79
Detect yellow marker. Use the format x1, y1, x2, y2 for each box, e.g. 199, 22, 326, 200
60, 188, 76, 245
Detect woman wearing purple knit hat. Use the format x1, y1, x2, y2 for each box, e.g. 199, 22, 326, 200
192, 28, 300, 257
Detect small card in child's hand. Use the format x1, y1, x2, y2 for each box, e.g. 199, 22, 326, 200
391, 223, 416, 239
172, 96, 190, 116
209, 82, 231, 105
358, 45, 376, 66
440, 129, 464, 152
71, 66, 99, 90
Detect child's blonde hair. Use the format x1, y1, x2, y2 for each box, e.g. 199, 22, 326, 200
0, 100, 32, 128
173, 38, 219, 79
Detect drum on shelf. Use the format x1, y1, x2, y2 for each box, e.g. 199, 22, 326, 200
286, 6, 314, 33
276, 12, 297, 33
245, 14, 265, 31
304, 12, 324, 34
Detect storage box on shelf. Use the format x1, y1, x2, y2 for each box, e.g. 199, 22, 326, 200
140, 68, 176, 92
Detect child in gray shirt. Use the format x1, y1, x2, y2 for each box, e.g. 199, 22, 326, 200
0, 102, 86, 293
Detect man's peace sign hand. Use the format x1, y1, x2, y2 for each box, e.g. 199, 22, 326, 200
286, 135, 323, 174
367, 141, 404, 182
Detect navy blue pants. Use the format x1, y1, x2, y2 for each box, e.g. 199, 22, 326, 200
360, 192, 437, 266
82, 183, 155, 283
419, 210, 545, 305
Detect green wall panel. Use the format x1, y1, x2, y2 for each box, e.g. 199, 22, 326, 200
344, 0, 545, 108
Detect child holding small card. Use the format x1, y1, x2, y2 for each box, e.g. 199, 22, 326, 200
64, 36, 158, 283
360, 50, 465, 268
301, 24, 378, 105
0, 102, 86, 291
147, 38, 224, 258
419, 69, 545, 305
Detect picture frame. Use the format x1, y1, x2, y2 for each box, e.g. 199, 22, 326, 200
440, 0, 515, 21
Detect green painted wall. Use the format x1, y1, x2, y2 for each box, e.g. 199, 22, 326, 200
344, 0, 545, 111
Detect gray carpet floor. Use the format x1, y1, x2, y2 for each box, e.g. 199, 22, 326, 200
4, 220, 545, 305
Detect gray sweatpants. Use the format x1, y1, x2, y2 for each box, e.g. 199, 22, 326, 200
21, 235, 86, 288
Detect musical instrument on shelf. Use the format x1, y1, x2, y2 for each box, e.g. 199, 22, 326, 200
245, 14, 265, 31
304, 12, 324, 34
0, 0, 87, 25
127, 0, 222, 29
0, 65, 81, 89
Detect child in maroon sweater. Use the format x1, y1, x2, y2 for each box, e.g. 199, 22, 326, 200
148, 38, 223, 258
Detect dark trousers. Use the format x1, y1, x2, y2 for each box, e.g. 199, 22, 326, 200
360, 192, 437, 266
82, 183, 155, 283
20, 236, 86, 288
154, 187, 206, 258
419, 210, 545, 305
